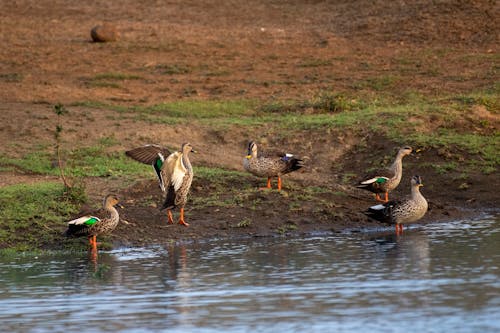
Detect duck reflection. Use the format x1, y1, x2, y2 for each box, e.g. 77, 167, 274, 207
366, 227, 431, 276
166, 243, 188, 281
88, 251, 119, 280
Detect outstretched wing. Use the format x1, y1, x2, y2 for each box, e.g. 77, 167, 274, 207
125, 144, 171, 165
126, 144, 173, 191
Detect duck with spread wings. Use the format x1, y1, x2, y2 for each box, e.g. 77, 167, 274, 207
126, 142, 196, 226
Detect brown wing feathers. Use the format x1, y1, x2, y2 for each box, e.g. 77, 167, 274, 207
125, 145, 171, 165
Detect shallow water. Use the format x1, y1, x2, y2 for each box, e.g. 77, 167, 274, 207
1, 216, 499, 333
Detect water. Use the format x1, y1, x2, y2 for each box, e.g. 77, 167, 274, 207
1, 216, 499, 332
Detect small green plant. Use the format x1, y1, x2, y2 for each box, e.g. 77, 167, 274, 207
235, 218, 252, 228
289, 201, 302, 211
277, 223, 298, 234
92, 263, 112, 279
155, 64, 192, 75
434, 162, 459, 175
259, 100, 298, 113
53, 103, 70, 188
308, 92, 358, 113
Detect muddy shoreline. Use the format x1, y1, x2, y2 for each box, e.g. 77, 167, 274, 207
109, 175, 497, 249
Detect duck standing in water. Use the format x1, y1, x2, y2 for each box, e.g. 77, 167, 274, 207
356, 146, 412, 202
126, 142, 195, 227
65, 194, 122, 254
365, 175, 428, 234
243, 141, 304, 191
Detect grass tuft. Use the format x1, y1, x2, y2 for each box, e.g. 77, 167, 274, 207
0, 182, 85, 250
0, 146, 150, 178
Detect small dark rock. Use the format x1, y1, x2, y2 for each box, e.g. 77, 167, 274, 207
90, 24, 119, 43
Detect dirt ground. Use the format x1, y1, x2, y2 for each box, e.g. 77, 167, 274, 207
0, 1, 498, 247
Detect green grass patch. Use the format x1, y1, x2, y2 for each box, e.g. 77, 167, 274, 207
446, 90, 499, 112
84, 72, 143, 89
0, 72, 23, 82
0, 146, 150, 178
98, 135, 120, 147
55, 87, 500, 176
194, 166, 254, 197
92, 72, 143, 81
142, 100, 255, 118
433, 162, 459, 175
155, 63, 192, 75
260, 92, 363, 114
69, 100, 129, 113
405, 131, 499, 171
354, 75, 399, 91
298, 58, 332, 68
255, 93, 498, 172
0, 182, 84, 250
75, 99, 257, 121
87, 81, 122, 89
190, 166, 257, 208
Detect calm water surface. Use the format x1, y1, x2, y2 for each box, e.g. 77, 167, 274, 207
1, 216, 499, 332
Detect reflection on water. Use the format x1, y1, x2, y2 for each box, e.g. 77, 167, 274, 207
0, 216, 499, 332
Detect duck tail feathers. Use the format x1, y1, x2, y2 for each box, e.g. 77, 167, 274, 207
285, 157, 304, 173
364, 203, 394, 223
64, 224, 89, 238
161, 185, 176, 210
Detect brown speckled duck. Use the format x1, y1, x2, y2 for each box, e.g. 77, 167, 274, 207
65, 194, 121, 252
365, 175, 428, 234
126, 143, 195, 227
356, 146, 412, 202
243, 141, 304, 190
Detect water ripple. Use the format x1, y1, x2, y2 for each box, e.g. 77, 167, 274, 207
0, 216, 499, 332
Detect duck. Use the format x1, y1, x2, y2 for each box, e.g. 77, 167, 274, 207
243, 140, 304, 190
126, 142, 195, 227
356, 146, 412, 202
365, 175, 428, 234
65, 194, 121, 252
125, 144, 172, 192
